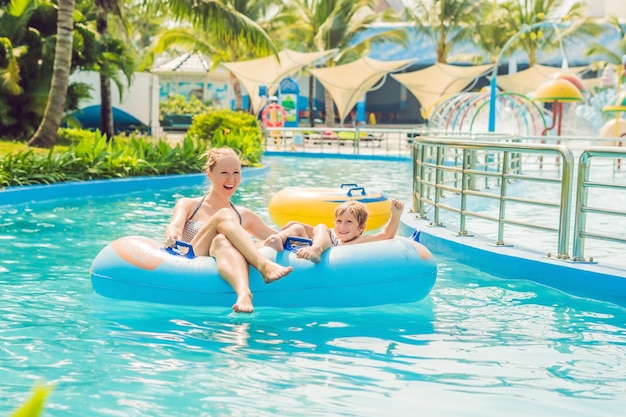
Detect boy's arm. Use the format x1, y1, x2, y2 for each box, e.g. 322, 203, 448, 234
281, 220, 315, 236
260, 221, 316, 251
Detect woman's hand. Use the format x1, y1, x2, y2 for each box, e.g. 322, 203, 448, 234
164, 234, 179, 248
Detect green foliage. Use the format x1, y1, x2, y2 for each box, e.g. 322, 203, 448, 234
159, 94, 213, 121
0, 131, 210, 187
187, 108, 259, 139
56, 128, 98, 146
0, 0, 87, 139
210, 128, 263, 167
187, 109, 263, 166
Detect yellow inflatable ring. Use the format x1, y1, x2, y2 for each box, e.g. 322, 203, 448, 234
268, 184, 391, 231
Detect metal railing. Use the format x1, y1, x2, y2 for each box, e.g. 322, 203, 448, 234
412, 136, 626, 263
263, 126, 414, 157
263, 126, 524, 157
572, 147, 626, 261
412, 136, 576, 258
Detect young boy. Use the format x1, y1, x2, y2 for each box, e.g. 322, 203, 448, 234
263, 198, 404, 263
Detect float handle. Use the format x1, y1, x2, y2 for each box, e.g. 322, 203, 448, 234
284, 236, 313, 253
340, 183, 359, 188
346, 187, 366, 196
164, 240, 196, 258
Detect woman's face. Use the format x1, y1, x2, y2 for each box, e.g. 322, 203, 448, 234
208, 155, 241, 198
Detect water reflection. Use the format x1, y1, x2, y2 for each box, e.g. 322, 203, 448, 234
90, 297, 436, 363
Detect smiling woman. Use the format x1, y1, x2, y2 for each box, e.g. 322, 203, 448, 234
162, 146, 293, 313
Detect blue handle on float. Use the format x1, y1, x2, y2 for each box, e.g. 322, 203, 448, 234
340, 183, 359, 188
346, 187, 366, 196
284, 236, 313, 253
164, 240, 196, 258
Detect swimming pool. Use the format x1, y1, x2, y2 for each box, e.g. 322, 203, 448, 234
1, 155, 625, 416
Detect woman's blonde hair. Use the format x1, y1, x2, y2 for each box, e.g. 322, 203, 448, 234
203, 147, 240, 172
335, 201, 368, 228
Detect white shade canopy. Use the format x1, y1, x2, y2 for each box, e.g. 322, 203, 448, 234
391, 63, 494, 114
309, 56, 414, 123
222, 49, 335, 114
495, 64, 588, 95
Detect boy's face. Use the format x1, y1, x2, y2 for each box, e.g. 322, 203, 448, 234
334, 211, 365, 243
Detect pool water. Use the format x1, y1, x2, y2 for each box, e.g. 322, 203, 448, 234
1, 156, 625, 416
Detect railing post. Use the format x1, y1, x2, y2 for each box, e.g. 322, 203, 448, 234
412, 142, 424, 217
354, 124, 361, 154
459, 149, 470, 235
572, 151, 590, 261
557, 147, 574, 259
496, 152, 509, 245
433, 146, 444, 226
468, 149, 477, 190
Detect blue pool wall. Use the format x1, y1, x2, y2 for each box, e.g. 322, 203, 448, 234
0, 165, 270, 207
400, 215, 626, 308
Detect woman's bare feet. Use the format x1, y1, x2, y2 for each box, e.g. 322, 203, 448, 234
232, 292, 254, 313
259, 261, 293, 283
296, 246, 324, 263
263, 234, 284, 252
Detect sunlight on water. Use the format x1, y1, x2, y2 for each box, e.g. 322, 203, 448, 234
1, 156, 625, 416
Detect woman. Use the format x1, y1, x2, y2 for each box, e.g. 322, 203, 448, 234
165, 147, 292, 313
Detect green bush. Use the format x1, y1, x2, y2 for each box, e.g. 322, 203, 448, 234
0, 131, 209, 187
0, 124, 268, 187
159, 94, 212, 122
209, 129, 263, 167
57, 128, 99, 146
187, 109, 263, 166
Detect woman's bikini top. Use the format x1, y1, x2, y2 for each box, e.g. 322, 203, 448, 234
181, 195, 243, 242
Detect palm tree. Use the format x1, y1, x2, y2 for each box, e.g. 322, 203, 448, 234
28, 0, 76, 148
149, 0, 280, 111
472, 0, 517, 63
500, 0, 603, 66
148, 0, 276, 56
95, 0, 122, 138
275, 0, 407, 126
585, 15, 626, 67
126, 1, 168, 70
26, 0, 276, 147
403, 0, 486, 64
83, 0, 135, 139
1, 0, 59, 138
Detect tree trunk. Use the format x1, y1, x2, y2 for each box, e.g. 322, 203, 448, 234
324, 89, 335, 127
97, 10, 115, 139
100, 71, 115, 138
27, 0, 76, 148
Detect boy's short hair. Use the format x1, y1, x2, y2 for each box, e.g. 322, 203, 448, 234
335, 201, 368, 228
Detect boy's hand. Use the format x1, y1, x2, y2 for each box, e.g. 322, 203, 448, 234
390, 199, 404, 216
